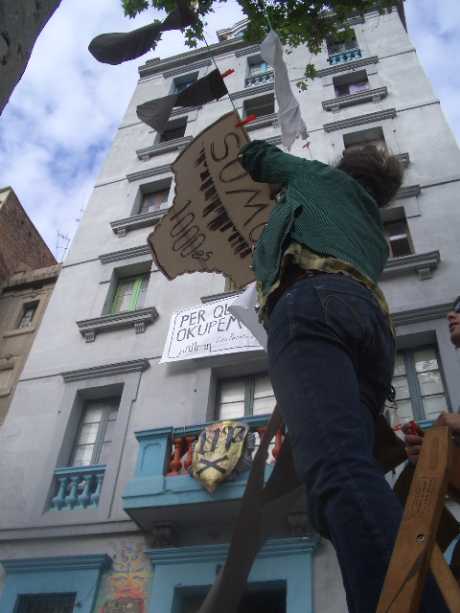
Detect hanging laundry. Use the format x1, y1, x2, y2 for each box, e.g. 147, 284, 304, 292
137, 69, 228, 133
88, 0, 196, 65
260, 30, 308, 150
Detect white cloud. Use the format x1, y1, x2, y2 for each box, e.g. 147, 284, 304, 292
405, 0, 460, 145
0, 0, 244, 259
0, 0, 459, 260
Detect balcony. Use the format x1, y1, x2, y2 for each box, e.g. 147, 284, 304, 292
122, 415, 283, 531
327, 48, 362, 65
322, 86, 388, 112
49, 465, 106, 511
245, 70, 274, 88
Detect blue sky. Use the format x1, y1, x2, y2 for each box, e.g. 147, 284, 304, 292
0, 0, 459, 260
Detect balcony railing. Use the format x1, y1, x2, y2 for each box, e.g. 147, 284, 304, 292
123, 415, 283, 531
49, 465, 106, 511
245, 70, 274, 87
166, 418, 283, 476
327, 48, 362, 65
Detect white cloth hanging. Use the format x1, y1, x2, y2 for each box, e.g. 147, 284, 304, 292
228, 282, 267, 351
260, 30, 308, 151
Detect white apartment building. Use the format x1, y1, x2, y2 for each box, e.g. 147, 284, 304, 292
0, 5, 459, 613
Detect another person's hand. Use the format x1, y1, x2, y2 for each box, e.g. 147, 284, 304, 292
401, 421, 424, 465
436, 411, 460, 433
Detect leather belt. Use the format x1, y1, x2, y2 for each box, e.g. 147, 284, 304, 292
266, 266, 333, 318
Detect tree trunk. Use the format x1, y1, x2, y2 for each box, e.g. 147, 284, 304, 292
0, 0, 62, 116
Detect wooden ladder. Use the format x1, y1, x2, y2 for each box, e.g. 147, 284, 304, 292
376, 426, 460, 612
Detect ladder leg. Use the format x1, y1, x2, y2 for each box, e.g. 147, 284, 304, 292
376, 426, 451, 613
430, 544, 460, 612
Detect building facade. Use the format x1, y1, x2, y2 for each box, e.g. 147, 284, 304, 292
0, 187, 59, 424
0, 6, 459, 613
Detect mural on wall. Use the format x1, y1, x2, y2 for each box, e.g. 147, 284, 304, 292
95, 541, 152, 613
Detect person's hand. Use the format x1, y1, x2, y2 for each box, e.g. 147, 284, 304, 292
401, 421, 424, 465
435, 411, 460, 433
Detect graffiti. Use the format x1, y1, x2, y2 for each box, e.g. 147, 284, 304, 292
95, 541, 152, 613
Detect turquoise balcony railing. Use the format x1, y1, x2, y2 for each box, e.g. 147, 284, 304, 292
245, 70, 274, 87
123, 415, 283, 531
327, 48, 362, 65
49, 465, 106, 511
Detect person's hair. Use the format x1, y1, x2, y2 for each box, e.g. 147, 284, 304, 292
337, 145, 404, 208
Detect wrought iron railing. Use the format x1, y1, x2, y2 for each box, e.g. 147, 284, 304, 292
327, 48, 362, 65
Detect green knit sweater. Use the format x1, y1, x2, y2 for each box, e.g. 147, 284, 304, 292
240, 140, 389, 294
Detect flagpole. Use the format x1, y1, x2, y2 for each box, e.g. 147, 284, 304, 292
200, 34, 241, 118
258, 0, 273, 31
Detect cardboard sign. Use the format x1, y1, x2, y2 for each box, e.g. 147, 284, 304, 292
161, 297, 263, 363
148, 112, 274, 289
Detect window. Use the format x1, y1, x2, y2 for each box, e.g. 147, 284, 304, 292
248, 55, 270, 77
217, 374, 276, 419
110, 274, 148, 314
384, 218, 413, 258
160, 118, 187, 142
178, 585, 286, 613
71, 398, 119, 467
327, 34, 358, 55
333, 70, 369, 97
173, 72, 198, 94
392, 347, 448, 422
243, 94, 275, 119
16, 593, 76, 613
343, 127, 386, 152
139, 186, 169, 214
17, 301, 38, 328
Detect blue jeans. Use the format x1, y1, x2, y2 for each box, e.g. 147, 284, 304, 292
267, 274, 447, 613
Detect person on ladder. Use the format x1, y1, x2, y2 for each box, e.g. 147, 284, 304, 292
238, 140, 449, 612
402, 296, 460, 585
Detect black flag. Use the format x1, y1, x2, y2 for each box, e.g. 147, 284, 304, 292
137, 69, 228, 134
89, 0, 197, 65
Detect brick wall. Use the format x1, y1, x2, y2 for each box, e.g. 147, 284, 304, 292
0, 188, 56, 283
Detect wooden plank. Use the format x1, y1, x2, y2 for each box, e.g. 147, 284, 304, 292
430, 544, 460, 612
376, 427, 451, 613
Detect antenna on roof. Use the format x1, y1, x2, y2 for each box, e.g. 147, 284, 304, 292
55, 231, 70, 262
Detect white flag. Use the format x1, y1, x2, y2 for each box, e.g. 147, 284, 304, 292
228, 282, 267, 351
260, 30, 308, 151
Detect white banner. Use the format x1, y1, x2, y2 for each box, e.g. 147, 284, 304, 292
161, 297, 263, 363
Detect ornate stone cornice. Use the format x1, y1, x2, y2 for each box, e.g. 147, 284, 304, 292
139, 38, 251, 78
316, 56, 379, 78
392, 302, 452, 327
235, 44, 261, 57
201, 290, 242, 304
246, 112, 278, 132
76, 308, 159, 342
395, 184, 421, 200
323, 108, 397, 132
322, 86, 388, 111
265, 134, 282, 146
231, 81, 274, 101
145, 536, 319, 566
136, 136, 193, 161
1, 554, 112, 573
381, 250, 440, 281
111, 210, 166, 236
163, 58, 211, 79
127, 163, 171, 183
62, 359, 150, 382
99, 245, 151, 264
